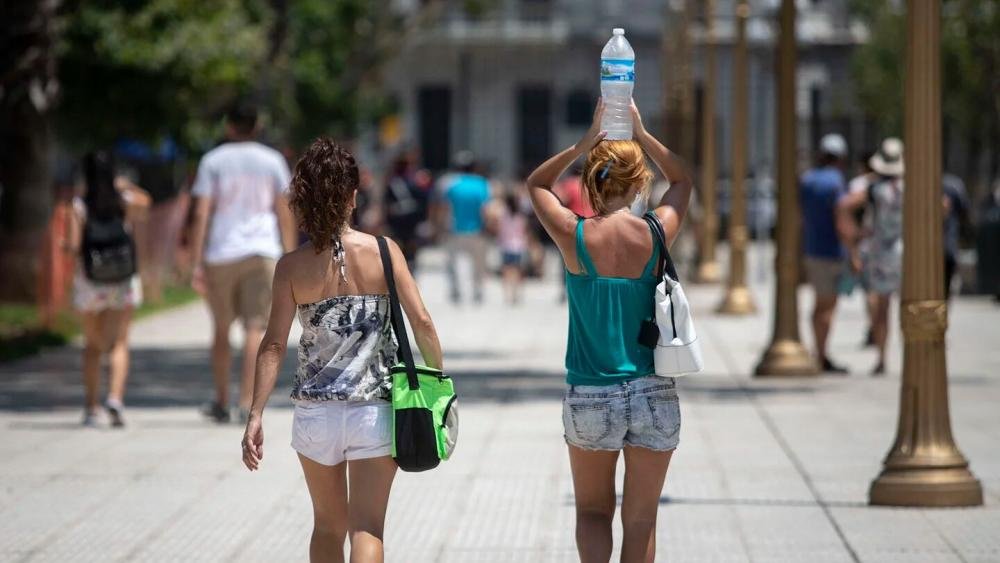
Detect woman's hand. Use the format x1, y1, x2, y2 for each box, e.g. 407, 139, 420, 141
242, 414, 264, 471
575, 98, 607, 153
630, 99, 648, 140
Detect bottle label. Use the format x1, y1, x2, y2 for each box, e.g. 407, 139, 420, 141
601, 59, 635, 82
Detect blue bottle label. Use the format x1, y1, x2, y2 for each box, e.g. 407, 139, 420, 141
601, 59, 635, 82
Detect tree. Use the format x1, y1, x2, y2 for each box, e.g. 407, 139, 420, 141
56, 0, 270, 151
271, 0, 443, 146
850, 0, 1000, 198
0, 0, 62, 301
0, 0, 440, 301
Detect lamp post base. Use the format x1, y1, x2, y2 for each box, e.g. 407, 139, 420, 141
870, 466, 983, 507
754, 339, 818, 376
694, 260, 721, 284
717, 285, 757, 315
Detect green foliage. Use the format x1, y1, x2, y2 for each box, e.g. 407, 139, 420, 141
56, 0, 270, 151
850, 0, 1000, 141
0, 283, 198, 363
278, 0, 403, 145
55, 0, 425, 152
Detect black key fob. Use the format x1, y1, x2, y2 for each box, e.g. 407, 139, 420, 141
638, 319, 659, 349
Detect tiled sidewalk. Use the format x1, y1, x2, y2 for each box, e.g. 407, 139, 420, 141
1, 246, 998, 562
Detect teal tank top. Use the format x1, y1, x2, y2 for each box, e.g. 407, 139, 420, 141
565, 218, 660, 386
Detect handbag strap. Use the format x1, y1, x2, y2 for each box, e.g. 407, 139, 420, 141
642, 212, 679, 282
642, 212, 679, 339
377, 236, 420, 390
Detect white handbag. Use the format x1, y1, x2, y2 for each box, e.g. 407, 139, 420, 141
643, 213, 704, 376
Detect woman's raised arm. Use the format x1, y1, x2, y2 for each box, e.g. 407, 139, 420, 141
527, 100, 607, 242
632, 102, 694, 246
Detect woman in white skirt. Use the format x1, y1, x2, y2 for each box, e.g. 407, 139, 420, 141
67, 151, 150, 427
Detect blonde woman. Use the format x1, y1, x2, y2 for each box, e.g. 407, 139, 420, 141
527, 100, 693, 562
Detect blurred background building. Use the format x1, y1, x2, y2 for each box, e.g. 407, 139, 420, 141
385, 0, 868, 179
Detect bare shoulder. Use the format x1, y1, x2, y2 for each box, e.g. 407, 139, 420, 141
278, 243, 321, 274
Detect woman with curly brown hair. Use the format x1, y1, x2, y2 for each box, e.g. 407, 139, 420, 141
240, 138, 443, 563
527, 100, 693, 562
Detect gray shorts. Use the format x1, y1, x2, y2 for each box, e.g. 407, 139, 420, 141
562, 376, 681, 452
804, 256, 843, 297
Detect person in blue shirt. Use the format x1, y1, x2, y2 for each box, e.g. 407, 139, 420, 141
800, 133, 849, 374
434, 151, 492, 303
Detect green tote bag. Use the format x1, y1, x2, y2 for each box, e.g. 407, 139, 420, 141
377, 237, 458, 472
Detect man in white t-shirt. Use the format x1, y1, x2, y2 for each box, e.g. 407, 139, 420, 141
190, 103, 296, 423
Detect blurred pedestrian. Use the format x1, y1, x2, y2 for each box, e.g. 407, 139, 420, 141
839, 138, 905, 375
528, 100, 692, 562
800, 133, 850, 374
553, 164, 595, 218
384, 151, 430, 270
847, 150, 878, 347
68, 151, 151, 427
434, 150, 491, 304
241, 139, 443, 562
942, 172, 969, 300
978, 181, 1000, 303
498, 190, 529, 305
189, 102, 297, 423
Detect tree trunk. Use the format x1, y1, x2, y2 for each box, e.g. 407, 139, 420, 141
0, 0, 60, 302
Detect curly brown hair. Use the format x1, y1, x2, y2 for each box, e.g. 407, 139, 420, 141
288, 138, 360, 252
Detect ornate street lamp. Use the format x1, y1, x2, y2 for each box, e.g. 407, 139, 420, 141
868, 0, 982, 507
754, 0, 817, 376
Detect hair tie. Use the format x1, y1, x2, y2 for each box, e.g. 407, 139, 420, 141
598, 161, 613, 181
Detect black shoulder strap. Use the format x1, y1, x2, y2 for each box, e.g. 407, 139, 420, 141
643, 212, 679, 282
377, 236, 419, 390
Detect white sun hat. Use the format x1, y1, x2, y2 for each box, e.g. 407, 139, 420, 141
869, 137, 904, 177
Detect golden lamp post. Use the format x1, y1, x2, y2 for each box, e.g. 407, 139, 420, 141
717, 0, 756, 315
753, 0, 817, 376
694, 0, 721, 284
662, 0, 695, 162
868, 0, 982, 507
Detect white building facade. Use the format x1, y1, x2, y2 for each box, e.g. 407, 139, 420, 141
384, 0, 870, 179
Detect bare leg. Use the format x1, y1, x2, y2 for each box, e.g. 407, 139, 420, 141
872, 293, 892, 373
299, 454, 349, 563
568, 445, 620, 563
105, 308, 133, 404
346, 456, 397, 563
212, 323, 232, 406
471, 235, 487, 303
501, 265, 517, 304
811, 294, 838, 365
239, 322, 264, 410
445, 236, 461, 303
620, 446, 673, 563
80, 311, 104, 413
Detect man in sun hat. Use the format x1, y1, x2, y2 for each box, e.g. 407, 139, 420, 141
837, 137, 905, 375
800, 133, 851, 374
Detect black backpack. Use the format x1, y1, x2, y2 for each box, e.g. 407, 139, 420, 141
81, 216, 137, 283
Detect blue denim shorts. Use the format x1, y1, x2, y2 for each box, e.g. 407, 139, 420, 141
562, 376, 680, 452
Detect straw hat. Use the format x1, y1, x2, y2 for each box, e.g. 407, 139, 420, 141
869, 138, 904, 177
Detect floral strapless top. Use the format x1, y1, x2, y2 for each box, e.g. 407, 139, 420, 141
291, 294, 397, 402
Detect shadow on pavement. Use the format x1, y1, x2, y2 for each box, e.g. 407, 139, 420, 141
0, 344, 818, 413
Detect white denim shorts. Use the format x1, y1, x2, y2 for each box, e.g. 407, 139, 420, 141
290, 399, 392, 466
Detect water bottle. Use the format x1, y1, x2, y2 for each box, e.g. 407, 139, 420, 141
600, 28, 635, 140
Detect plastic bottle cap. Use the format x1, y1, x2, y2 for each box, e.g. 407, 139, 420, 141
613, 28, 625, 35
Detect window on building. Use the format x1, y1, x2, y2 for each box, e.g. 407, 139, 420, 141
565, 89, 594, 127
418, 86, 451, 171
518, 86, 552, 174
